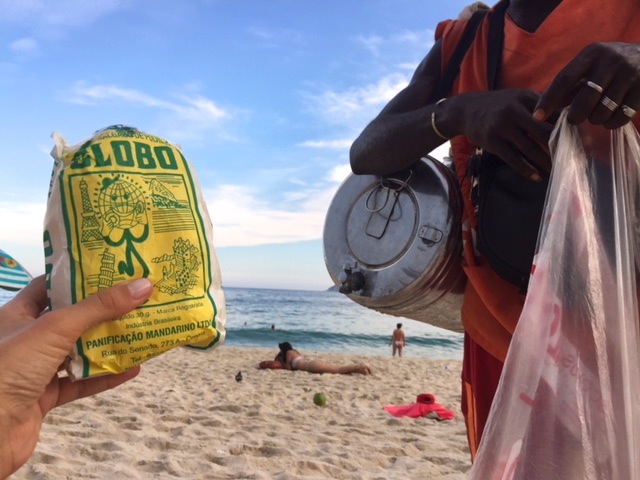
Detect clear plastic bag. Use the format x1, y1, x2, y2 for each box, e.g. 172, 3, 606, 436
469, 111, 640, 480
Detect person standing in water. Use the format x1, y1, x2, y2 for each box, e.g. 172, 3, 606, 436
390, 323, 406, 357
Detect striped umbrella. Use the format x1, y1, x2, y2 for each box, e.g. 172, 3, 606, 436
0, 249, 32, 291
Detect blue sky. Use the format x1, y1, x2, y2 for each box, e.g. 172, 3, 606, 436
1, 0, 471, 291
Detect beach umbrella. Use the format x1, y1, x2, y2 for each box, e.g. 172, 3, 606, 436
0, 248, 32, 291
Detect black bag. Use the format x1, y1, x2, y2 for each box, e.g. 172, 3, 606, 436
471, 152, 549, 290
469, 0, 548, 292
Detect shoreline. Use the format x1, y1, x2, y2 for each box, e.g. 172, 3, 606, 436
15, 345, 471, 479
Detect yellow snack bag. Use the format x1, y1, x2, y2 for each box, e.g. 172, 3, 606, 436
44, 125, 226, 380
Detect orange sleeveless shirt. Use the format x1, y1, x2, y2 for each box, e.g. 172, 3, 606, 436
436, 0, 640, 362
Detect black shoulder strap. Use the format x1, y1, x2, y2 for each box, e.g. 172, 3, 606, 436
431, 8, 488, 101
487, 0, 509, 90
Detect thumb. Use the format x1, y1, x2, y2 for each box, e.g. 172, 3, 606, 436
40, 278, 153, 343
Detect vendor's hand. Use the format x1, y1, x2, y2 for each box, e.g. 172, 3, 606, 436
0, 275, 153, 479
445, 89, 554, 180
534, 42, 640, 129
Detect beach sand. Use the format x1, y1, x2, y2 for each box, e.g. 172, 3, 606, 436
13, 346, 471, 479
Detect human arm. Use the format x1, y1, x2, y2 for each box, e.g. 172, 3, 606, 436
350, 39, 554, 181
0, 275, 153, 479
259, 360, 285, 370
350, 41, 448, 176
534, 42, 640, 129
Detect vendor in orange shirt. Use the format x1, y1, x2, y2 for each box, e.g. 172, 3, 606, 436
349, 0, 640, 459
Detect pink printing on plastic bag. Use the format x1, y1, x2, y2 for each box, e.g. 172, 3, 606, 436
470, 111, 640, 480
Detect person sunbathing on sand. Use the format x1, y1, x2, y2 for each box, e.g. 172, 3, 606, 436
273, 342, 372, 375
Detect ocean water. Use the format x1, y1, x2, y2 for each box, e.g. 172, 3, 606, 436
0, 289, 16, 305
0, 286, 463, 360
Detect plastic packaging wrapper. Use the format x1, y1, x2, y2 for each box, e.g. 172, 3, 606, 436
470, 112, 640, 479
45, 125, 226, 380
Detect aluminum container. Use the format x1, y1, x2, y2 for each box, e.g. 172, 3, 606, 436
323, 155, 465, 332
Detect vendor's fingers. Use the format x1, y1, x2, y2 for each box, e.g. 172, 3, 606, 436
490, 142, 542, 181
500, 114, 553, 173
563, 78, 609, 124
546, 110, 561, 126
513, 134, 552, 173
604, 90, 640, 129
538, 43, 640, 125
521, 106, 555, 142
605, 107, 638, 129
518, 117, 554, 171
533, 43, 628, 121
534, 60, 591, 121
35, 278, 153, 347
54, 366, 141, 408
588, 76, 636, 125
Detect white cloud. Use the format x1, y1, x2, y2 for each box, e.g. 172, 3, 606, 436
356, 34, 384, 56
301, 27, 436, 153
356, 29, 433, 59
309, 27, 435, 127
246, 26, 306, 48
10, 37, 38, 53
297, 139, 353, 149
65, 83, 161, 106
328, 164, 352, 183
0, 0, 124, 27
175, 94, 228, 122
306, 73, 408, 131
203, 182, 335, 247
204, 25, 441, 251
60, 82, 232, 144
395, 30, 432, 46
65, 82, 227, 121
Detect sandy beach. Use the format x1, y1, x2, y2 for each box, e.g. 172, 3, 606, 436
13, 346, 471, 480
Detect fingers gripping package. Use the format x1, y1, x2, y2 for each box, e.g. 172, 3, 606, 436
44, 125, 226, 380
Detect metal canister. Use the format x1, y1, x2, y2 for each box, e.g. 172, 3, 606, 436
323, 155, 465, 332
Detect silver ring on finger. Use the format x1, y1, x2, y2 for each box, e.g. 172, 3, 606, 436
585, 80, 604, 94
622, 104, 637, 118
601, 95, 618, 111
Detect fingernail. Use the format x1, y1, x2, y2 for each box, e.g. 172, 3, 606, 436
530, 172, 542, 182
533, 109, 544, 121
127, 278, 153, 299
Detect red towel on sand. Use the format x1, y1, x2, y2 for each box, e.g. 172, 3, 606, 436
383, 393, 455, 420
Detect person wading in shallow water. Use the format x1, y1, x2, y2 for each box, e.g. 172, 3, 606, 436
349, 0, 640, 459
390, 323, 406, 357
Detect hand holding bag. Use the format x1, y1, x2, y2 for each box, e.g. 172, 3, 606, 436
470, 111, 640, 480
